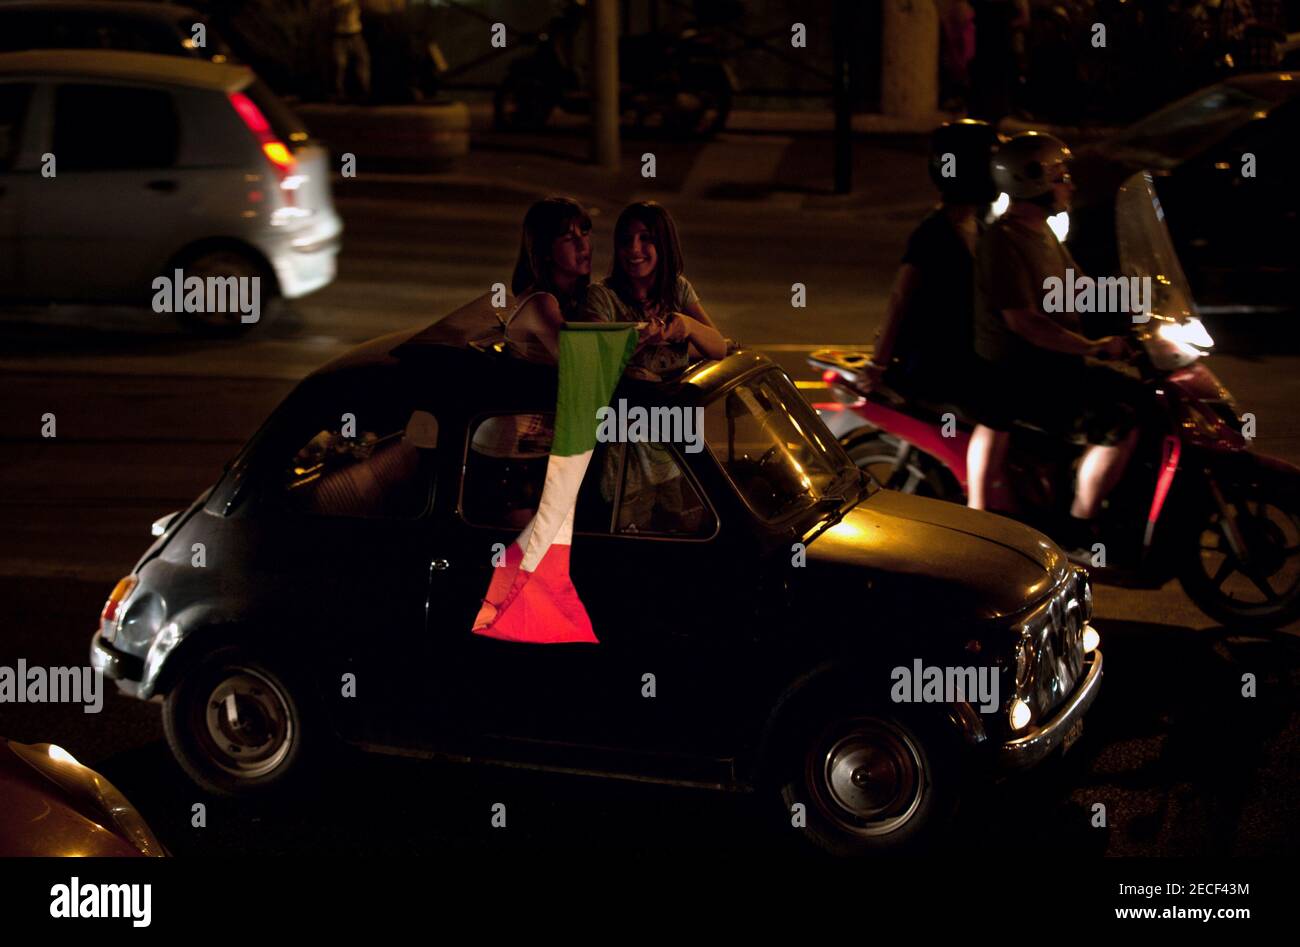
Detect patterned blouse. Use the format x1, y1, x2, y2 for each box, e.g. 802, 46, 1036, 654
583, 275, 701, 378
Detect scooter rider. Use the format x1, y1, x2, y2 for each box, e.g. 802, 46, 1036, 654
974, 131, 1143, 552
866, 119, 1009, 510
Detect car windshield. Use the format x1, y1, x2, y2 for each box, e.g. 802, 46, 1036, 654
1106, 81, 1294, 168
703, 369, 864, 522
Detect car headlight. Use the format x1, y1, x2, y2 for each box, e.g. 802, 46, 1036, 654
1010, 698, 1033, 731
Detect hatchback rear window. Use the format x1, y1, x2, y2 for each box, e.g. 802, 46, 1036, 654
53, 84, 179, 170
243, 78, 308, 144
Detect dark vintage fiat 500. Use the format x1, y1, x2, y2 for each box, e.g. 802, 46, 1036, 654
91, 316, 1102, 854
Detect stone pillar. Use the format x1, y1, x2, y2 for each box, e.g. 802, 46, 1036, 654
881, 0, 939, 119
590, 0, 620, 169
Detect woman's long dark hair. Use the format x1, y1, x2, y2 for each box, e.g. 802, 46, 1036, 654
511, 197, 592, 318
607, 201, 685, 316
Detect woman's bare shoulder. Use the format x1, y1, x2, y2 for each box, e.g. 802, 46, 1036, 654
512, 290, 562, 321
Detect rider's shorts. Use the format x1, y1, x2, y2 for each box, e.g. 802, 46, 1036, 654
984, 361, 1144, 447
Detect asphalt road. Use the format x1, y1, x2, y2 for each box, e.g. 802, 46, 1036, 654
1, 146, 1297, 855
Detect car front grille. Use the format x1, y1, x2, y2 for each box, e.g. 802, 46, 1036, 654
1013, 573, 1088, 721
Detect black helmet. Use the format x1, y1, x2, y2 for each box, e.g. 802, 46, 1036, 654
928, 120, 1001, 204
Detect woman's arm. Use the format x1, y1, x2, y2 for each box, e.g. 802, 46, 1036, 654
870, 263, 921, 383
681, 297, 717, 329
512, 293, 565, 359
676, 314, 728, 359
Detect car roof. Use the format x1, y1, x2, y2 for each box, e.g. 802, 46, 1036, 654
304, 313, 771, 406
0, 49, 248, 91
0, 0, 201, 18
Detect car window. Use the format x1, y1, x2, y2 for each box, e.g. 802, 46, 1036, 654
704, 370, 853, 522
598, 441, 715, 537
281, 409, 437, 520
53, 84, 180, 171
244, 78, 309, 143
462, 413, 556, 530
1108, 83, 1290, 167
0, 83, 32, 171
461, 412, 714, 538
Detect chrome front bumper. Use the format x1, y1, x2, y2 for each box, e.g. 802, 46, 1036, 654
998, 648, 1103, 771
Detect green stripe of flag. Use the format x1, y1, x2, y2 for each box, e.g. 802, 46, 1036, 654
552, 323, 638, 458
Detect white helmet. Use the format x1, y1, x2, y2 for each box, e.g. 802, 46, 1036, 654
991, 131, 1072, 200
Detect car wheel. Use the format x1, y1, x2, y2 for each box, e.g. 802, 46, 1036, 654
776, 704, 960, 855
172, 247, 273, 337
162, 646, 316, 797
842, 429, 963, 501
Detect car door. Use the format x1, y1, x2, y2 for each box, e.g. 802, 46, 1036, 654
245, 373, 443, 746
566, 438, 760, 762
0, 81, 35, 296
423, 409, 608, 754
21, 81, 185, 302
429, 409, 758, 770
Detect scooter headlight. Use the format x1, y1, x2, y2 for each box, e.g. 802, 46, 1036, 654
1156, 316, 1214, 357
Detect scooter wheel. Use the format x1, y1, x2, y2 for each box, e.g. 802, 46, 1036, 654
1177, 479, 1300, 630
842, 429, 963, 502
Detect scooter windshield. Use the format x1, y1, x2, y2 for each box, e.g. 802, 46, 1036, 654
1116, 171, 1198, 324
1116, 171, 1211, 370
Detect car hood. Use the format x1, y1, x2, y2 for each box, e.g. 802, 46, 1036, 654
804, 491, 1070, 623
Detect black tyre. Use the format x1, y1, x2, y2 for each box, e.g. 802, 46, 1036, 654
1177, 478, 1300, 630
162, 646, 317, 797
493, 75, 555, 131
841, 428, 963, 501
775, 701, 962, 855
171, 246, 273, 337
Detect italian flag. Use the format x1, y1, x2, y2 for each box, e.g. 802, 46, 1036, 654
473, 323, 638, 643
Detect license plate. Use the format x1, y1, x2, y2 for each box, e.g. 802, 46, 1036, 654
1061, 718, 1084, 755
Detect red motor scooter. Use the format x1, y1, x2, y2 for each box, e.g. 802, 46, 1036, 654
811, 172, 1300, 630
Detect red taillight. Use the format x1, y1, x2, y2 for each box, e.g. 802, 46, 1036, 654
228, 90, 270, 135
822, 369, 839, 386
100, 576, 138, 625
229, 90, 294, 184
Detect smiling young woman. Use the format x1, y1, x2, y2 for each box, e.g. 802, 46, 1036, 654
584, 201, 727, 380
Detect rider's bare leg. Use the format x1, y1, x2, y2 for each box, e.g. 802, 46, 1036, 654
966, 424, 1009, 511
1071, 427, 1139, 520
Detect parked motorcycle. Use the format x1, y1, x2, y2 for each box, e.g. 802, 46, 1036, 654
494, 0, 734, 138
811, 171, 1300, 630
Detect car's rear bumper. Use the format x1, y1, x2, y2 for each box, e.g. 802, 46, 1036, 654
263, 212, 343, 299
997, 648, 1103, 772
90, 630, 143, 683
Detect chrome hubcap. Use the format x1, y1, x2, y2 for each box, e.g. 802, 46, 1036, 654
200, 668, 292, 778
810, 718, 924, 836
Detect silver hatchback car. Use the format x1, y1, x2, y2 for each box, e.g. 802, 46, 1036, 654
0, 50, 342, 331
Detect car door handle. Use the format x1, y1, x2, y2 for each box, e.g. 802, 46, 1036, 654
145, 179, 178, 193
430, 559, 451, 571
